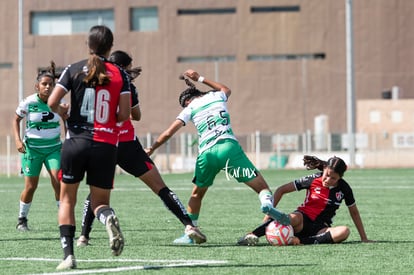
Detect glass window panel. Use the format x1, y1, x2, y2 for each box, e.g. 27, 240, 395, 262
31, 10, 114, 35
131, 7, 158, 31
39, 17, 71, 35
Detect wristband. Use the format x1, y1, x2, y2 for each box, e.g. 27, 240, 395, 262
197, 76, 205, 83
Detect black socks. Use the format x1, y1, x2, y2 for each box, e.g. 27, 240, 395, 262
158, 187, 193, 227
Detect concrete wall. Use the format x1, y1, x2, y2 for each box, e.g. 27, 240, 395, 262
1, 0, 414, 138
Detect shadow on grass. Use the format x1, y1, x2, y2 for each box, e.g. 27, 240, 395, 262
74, 262, 314, 272
162, 239, 414, 248
342, 240, 414, 244
140, 263, 314, 270
0, 237, 58, 242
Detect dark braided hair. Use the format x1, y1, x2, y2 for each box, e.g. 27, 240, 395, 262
108, 50, 142, 80
37, 60, 57, 82
178, 75, 203, 107
326, 156, 347, 177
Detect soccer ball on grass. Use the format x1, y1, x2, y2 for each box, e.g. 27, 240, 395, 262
265, 220, 294, 246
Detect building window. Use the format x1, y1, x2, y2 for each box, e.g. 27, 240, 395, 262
0, 63, 12, 69
393, 133, 414, 148
177, 8, 236, 15
369, 111, 381, 123
31, 10, 114, 35
131, 7, 159, 32
177, 55, 236, 63
391, 111, 402, 123
247, 53, 325, 61
251, 6, 300, 13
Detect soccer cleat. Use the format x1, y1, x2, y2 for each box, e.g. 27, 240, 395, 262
105, 215, 124, 256
237, 233, 259, 246
76, 235, 89, 247
262, 207, 290, 226
185, 225, 207, 244
260, 202, 273, 214
56, 255, 76, 270
173, 234, 194, 245
16, 217, 29, 232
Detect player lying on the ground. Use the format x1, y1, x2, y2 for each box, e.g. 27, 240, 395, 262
238, 155, 374, 245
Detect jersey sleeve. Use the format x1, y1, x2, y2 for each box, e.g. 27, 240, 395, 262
293, 173, 322, 191
217, 90, 228, 101
15, 97, 29, 118
341, 179, 356, 206
176, 107, 191, 126
130, 83, 139, 108
56, 64, 73, 93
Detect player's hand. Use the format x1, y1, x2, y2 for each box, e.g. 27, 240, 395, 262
145, 147, 154, 156
58, 103, 70, 120
361, 238, 375, 243
16, 141, 26, 153
184, 69, 200, 82
289, 236, 301, 245
127, 67, 142, 80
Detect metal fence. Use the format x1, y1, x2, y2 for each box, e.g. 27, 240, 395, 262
2, 131, 414, 176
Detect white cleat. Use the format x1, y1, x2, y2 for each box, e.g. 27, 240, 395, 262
56, 255, 76, 270
76, 235, 89, 247
185, 225, 207, 244
106, 215, 124, 256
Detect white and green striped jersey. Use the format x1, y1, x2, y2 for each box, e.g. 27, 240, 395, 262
177, 91, 236, 154
16, 93, 62, 148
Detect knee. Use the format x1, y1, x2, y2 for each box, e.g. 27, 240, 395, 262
290, 213, 303, 232
50, 177, 60, 186
25, 184, 37, 194
333, 226, 350, 243
190, 187, 207, 200
190, 192, 203, 200
290, 213, 302, 226
343, 226, 351, 239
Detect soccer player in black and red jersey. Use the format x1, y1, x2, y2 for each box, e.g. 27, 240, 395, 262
76, 50, 206, 247
48, 25, 131, 270
238, 156, 374, 246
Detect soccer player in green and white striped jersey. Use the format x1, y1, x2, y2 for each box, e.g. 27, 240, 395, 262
147, 69, 289, 244
12, 61, 63, 231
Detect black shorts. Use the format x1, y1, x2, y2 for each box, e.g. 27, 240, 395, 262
117, 137, 154, 177
60, 138, 117, 189
294, 211, 330, 239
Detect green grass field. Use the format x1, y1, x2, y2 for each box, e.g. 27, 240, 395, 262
1, 168, 413, 274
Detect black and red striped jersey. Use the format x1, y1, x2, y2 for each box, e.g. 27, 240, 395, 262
118, 82, 139, 143
293, 172, 356, 226
57, 58, 130, 145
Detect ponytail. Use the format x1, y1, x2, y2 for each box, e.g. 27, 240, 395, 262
37, 60, 57, 82
83, 55, 110, 87
178, 75, 203, 107
83, 25, 114, 87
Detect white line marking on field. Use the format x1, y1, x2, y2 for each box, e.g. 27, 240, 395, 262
1, 257, 228, 275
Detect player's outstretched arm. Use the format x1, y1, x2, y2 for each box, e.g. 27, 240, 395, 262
146, 119, 184, 156
348, 204, 375, 242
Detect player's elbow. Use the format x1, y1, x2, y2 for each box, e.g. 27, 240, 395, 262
48, 101, 58, 113
131, 108, 141, 121
222, 88, 231, 97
